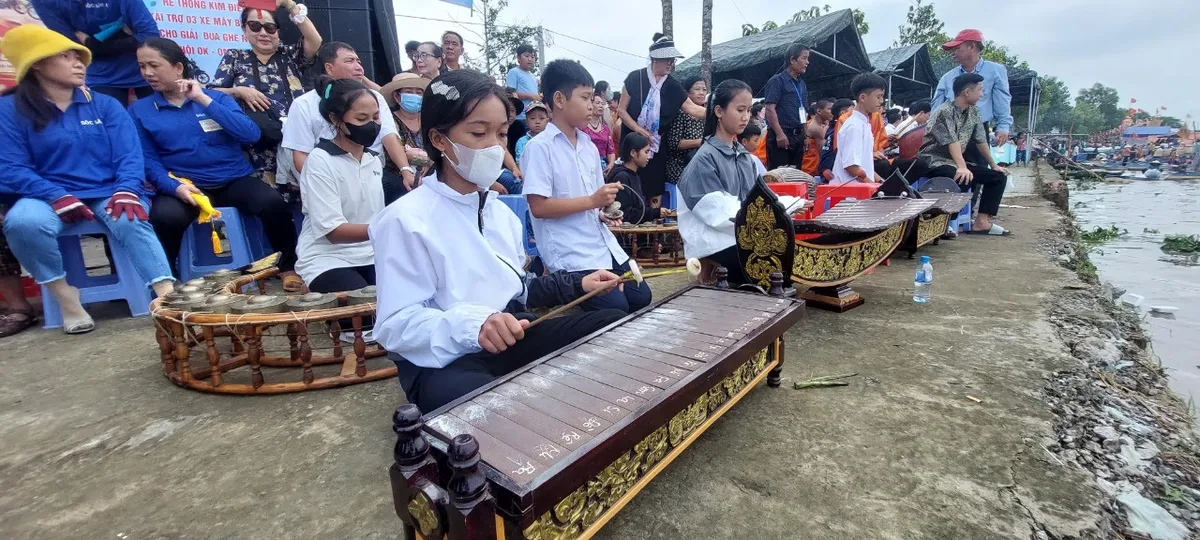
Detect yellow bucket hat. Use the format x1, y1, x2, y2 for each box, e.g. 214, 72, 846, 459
0, 25, 92, 84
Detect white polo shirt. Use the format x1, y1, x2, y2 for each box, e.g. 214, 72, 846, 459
279, 88, 397, 186
295, 139, 385, 284
832, 110, 875, 184
521, 122, 628, 273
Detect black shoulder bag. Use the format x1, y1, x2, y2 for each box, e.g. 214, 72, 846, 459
245, 54, 285, 150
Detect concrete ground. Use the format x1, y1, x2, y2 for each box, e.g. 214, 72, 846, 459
0, 167, 1103, 539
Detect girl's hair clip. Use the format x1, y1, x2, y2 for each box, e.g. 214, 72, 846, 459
430, 81, 460, 101
324, 83, 334, 99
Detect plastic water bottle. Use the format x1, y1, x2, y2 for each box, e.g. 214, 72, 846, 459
913, 256, 933, 304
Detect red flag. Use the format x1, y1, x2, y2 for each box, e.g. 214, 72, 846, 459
1161, 106, 1167, 111
240, 0, 277, 10
1130, 98, 1137, 104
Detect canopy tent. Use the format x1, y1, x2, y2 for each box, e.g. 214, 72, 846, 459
868, 44, 936, 108
932, 57, 1040, 132
675, 9, 871, 102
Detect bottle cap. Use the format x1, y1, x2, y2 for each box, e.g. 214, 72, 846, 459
920, 255, 931, 263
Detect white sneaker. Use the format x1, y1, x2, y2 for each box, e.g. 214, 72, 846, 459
339, 329, 375, 344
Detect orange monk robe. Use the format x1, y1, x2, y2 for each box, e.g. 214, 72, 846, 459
870, 112, 889, 153
753, 132, 769, 168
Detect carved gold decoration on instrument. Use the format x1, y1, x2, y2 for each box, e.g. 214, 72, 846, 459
522, 344, 778, 540
736, 198, 789, 287
407, 491, 440, 538
915, 214, 950, 248
792, 222, 907, 287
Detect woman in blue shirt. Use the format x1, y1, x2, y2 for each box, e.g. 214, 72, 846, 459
32, 0, 161, 106
0, 26, 174, 334
130, 38, 302, 291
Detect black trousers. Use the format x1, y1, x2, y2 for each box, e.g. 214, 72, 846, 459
150, 175, 299, 276
766, 127, 805, 170
381, 169, 407, 205
393, 309, 626, 412
705, 246, 750, 286
92, 85, 152, 107
880, 159, 1008, 218
310, 265, 376, 330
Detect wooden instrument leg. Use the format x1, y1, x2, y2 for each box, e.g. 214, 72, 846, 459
801, 284, 865, 313
767, 337, 785, 388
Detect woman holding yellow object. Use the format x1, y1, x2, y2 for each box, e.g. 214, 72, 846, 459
129, 38, 301, 290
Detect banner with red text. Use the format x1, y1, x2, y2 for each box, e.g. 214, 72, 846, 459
150, 0, 247, 83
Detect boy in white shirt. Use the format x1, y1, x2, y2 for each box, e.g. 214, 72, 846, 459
523, 60, 651, 313
832, 73, 888, 184
371, 70, 625, 412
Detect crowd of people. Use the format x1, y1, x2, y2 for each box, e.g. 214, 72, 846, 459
0, 5, 1019, 408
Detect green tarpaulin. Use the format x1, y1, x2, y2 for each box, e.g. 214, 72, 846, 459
675, 9, 872, 102
869, 44, 936, 107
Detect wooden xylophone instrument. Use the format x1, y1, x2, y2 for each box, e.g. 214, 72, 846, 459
735, 176, 934, 311
390, 281, 804, 540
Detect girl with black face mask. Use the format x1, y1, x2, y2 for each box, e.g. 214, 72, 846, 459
294, 77, 386, 341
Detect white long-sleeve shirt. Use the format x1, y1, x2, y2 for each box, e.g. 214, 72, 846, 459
370, 174, 529, 368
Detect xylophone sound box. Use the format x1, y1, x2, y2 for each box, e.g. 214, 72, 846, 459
389, 278, 804, 539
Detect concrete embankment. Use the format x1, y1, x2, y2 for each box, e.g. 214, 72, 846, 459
1, 165, 1194, 539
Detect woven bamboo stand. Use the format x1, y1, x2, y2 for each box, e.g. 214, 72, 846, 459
151, 268, 394, 395
609, 223, 685, 268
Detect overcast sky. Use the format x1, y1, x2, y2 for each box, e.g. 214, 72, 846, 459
395, 0, 1200, 126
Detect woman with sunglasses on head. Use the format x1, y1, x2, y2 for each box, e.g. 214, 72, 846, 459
208, 0, 322, 187
0, 26, 175, 334
32, 0, 160, 106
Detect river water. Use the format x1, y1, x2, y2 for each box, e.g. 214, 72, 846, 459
1071, 179, 1200, 403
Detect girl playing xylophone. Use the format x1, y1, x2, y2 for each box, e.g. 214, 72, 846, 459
371, 70, 626, 412
677, 79, 812, 286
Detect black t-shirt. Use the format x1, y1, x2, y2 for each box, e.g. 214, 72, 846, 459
606, 164, 662, 224
621, 69, 687, 140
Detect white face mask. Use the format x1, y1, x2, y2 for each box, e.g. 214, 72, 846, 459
446, 138, 506, 190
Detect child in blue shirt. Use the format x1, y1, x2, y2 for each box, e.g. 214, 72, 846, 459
514, 100, 550, 162
129, 38, 302, 288
0, 26, 174, 334
523, 60, 650, 313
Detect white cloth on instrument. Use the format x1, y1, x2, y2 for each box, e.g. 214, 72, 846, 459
370, 174, 529, 369
679, 191, 740, 259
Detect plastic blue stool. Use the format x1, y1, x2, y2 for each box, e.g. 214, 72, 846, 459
241, 214, 272, 260
956, 197, 973, 232
497, 195, 539, 257
40, 220, 154, 329
664, 183, 678, 210
178, 207, 255, 282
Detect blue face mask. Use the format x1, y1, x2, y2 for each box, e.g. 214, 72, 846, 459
399, 94, 423, 114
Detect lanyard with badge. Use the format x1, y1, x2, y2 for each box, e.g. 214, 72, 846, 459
791, 78, 807, 124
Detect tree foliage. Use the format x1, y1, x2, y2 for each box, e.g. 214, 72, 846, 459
981, 41, 1029, 70
468, 0, 542, 78
1036, 75, 1073, 132
740, 5, 868, 36
894, 0, 950, 64
1075, 83, 1124, 130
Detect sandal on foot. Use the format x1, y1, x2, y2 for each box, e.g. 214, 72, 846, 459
0, 310, 37, 338
965, 224, 1011, 236
62, 317, 95, 335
